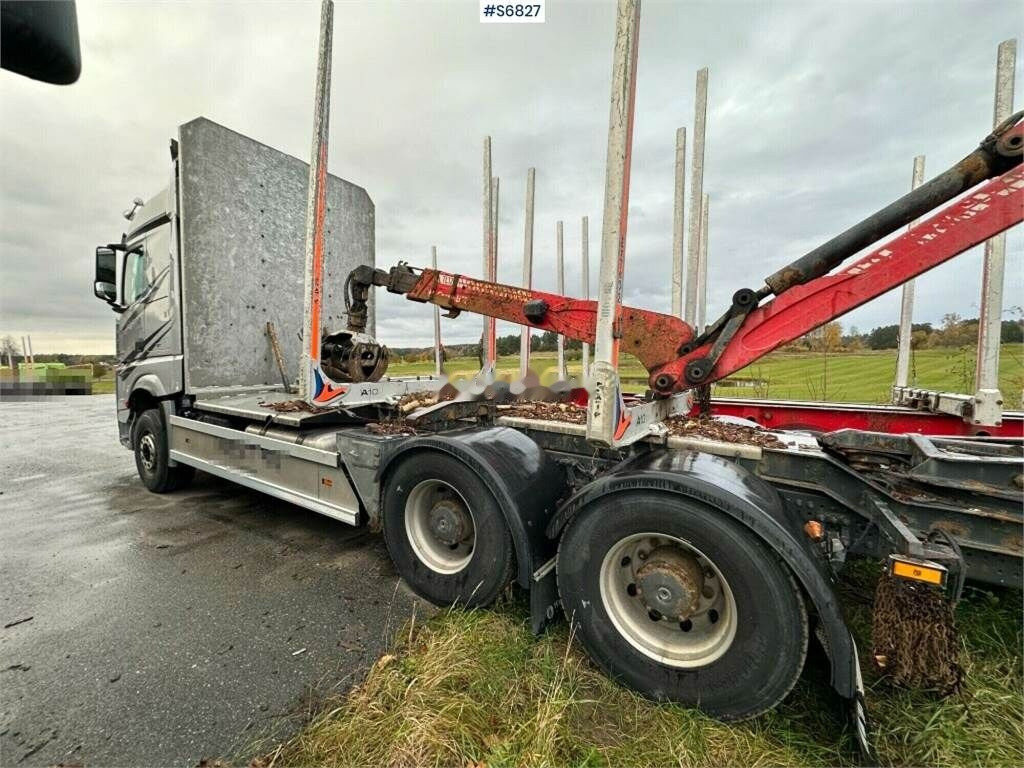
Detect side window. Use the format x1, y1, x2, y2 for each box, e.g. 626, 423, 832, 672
123, 242, 150, 304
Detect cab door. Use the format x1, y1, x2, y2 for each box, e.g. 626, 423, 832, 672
114, 218, 182, 412
116, 233, 151, 370
133, 222, 178, 360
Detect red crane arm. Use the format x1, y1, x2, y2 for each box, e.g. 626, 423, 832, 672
397, 271, 694, 374
651, 162, 1024, 393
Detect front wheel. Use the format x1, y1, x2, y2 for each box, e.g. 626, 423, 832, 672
132, 408, 195, 493
557, 490, 808, 721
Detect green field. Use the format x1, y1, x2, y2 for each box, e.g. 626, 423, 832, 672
0, 365, 115, 394
260, 567, 1022, 768
390, 345, 1024, 409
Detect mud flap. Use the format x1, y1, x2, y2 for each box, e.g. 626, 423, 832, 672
160, 399, 182, 467
529, 557, 561, 635
850, 639, 874, 761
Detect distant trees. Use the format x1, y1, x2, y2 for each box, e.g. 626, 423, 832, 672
496, 334, 519, 356
490, 331, 583, 356
848, 317, 1022, 351
867, 325, 899, 349
934, 313, 976, 347
778, 316, 1022, 354
1002, 320, 1024, 343
821, 322, 843, 352
0, 335, 18, 364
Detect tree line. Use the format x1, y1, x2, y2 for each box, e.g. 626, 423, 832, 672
864, 316, 1022, 350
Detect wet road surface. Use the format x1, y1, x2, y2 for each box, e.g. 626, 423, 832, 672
0, 396, 428, 766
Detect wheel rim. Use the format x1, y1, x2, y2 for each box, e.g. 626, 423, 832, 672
138, 432, 157, 472
599, 532, 737, 668
404, 479, 476, 574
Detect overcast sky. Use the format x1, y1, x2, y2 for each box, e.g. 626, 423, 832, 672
0, 0, 1020, 354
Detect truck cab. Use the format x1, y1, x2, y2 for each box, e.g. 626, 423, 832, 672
92, 117, 376, 450
94, 185, 182, 447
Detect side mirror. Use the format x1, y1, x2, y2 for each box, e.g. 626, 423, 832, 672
94, 246, 121, 309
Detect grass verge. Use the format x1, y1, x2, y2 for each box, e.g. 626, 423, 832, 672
260, 565, 1023, 767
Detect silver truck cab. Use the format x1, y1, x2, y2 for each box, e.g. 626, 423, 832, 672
94, 185, 182, 446
93, 117, 375, 448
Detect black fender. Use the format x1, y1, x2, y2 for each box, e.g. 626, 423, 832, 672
547, 449, 861, 706
378, 426, 565, 589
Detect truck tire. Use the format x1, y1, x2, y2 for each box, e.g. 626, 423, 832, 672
132, 408, 195, 493
557, 490, 808, 721
382, 451, 514, 608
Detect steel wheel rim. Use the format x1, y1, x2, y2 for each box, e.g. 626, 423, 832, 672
599, 532, 737, 668
139, 433, 157, 471
404, 479, 476, 574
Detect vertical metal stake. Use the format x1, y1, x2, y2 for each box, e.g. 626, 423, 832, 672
556, 220, 567, 380
432, 245, 442, 376
580, 215, 591, 379
894, 155, 926, 391
671, 127, 686, 318
482, 137, 494, 367
696, 193, 709, 330
973, 38, 1015, 426
588, 0, 641, 445
520, 168, 536, 377
487, 176, 499, 366
684, 67, 708, 327
299, 0, 335, 403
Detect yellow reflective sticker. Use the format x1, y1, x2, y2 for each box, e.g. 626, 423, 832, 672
891, 559, 945, 585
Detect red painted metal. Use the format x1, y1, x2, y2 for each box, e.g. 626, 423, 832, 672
651, 162, 1024, 394
404, 270, 694, 373
703, 398, 1024, 438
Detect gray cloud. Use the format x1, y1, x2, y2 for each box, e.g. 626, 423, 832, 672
0, 0, 1020, 354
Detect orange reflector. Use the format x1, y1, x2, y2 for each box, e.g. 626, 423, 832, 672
803, 520, 825, 541
889, 556, 947, 587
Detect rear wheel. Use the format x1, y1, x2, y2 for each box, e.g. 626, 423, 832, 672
557, 490, 807, 721
132, 408, 194, 493
382, 452, 514, 607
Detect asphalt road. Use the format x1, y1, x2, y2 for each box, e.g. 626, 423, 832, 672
0, 395, 428, 766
